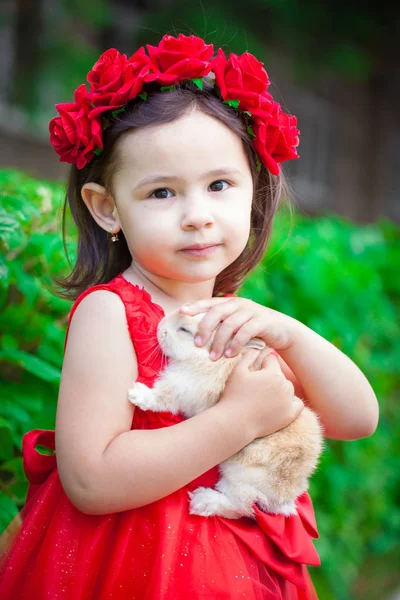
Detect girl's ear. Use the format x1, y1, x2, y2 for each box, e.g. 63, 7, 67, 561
81, 182, 121, 233
244, 338, 266, 351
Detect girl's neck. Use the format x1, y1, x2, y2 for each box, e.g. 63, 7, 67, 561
122, 265, 215, 313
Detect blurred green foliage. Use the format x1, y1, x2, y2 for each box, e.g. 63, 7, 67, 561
0, 168, 399, 598
0, 169, 72, 532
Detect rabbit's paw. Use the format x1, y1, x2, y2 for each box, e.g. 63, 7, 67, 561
277, 500, 297, 516
257, 498, 297, 517
127, 382, 158, 411
188, 487, 242, 519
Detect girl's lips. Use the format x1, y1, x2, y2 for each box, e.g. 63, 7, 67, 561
179, 244, 220, 257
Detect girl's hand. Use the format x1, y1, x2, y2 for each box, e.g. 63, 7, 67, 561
179, 297, 296, 360
220, 349, 304, 439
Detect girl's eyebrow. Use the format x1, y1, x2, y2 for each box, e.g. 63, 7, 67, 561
134, 168, 242, 189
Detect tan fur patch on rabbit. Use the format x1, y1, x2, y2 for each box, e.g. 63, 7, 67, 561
128, 310, 324, 519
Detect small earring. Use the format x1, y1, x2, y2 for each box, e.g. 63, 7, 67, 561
110, 227, 119, 242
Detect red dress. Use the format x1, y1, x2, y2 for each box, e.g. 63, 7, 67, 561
0, 273, 320, 599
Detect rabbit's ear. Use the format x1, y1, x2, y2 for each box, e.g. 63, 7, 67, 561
244, 337, 266, 350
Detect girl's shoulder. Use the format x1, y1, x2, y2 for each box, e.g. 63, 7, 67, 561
64, 272, 164, 384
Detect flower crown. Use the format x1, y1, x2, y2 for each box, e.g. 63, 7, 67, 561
49, 34, 300, 176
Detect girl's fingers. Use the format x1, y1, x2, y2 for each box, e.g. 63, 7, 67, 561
193, 301, 240, 345
252, 348, 274, 370
227, 320, 289, 356
291, 396, 305, 419
223, 319, 265, 357
209, 310, 253, 360
238, 348, 263, 370
259, 352, 281, 372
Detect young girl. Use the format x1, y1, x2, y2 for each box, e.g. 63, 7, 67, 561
0, 34, 379, 599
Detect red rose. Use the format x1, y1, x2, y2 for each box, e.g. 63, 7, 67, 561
252, 102, 300, 175
87, 47, 156, 111
49, 84, 103, 169
147, 34, 214, 85
211, 49, 272, 117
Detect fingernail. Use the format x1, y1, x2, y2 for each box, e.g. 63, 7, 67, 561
225, 348, 232, 356
210, 351, 217, 360
180, 304, 190, 311
194, 335, 202, 345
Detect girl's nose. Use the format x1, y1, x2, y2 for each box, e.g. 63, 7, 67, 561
180, 196, 215, 230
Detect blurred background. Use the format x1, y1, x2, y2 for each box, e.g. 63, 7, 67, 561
0, 1, 399, 599
1, 0, 399, 222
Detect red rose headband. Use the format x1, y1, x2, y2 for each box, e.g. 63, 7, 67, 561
49, 34, 300, 176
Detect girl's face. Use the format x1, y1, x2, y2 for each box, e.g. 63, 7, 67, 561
111, 109, 253, 295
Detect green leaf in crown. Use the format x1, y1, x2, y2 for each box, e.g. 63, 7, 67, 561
223, 99, 240, 109
111, 107, 126, 117
190, 78, 204, 90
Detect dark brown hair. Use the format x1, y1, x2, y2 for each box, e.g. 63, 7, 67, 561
52, 80, 292, 300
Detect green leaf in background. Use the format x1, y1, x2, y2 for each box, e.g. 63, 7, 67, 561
0, 419, 13, 461
0, 254, 9, 285
0, 493, 19, 536
0, 349, 61, 383
0, 212, 20, 240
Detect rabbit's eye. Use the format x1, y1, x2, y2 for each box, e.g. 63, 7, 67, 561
177, 326, 192, 335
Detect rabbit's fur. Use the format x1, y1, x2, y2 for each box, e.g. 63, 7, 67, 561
128, 310, 324, 519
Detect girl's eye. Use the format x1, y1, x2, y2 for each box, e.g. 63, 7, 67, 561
178, 326, 192, 335
209, 180, 230, 193
149, 188, 174, 199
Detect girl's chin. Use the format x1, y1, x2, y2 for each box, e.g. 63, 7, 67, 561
145, 251, 237, 282
180, 261, 229, 278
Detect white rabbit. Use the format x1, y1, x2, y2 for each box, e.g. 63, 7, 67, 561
128, 310, 324, 519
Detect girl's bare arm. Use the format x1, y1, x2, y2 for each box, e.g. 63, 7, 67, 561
277, 317, 379, 440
